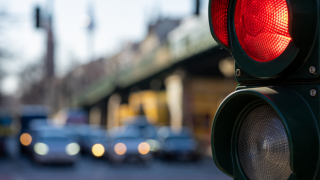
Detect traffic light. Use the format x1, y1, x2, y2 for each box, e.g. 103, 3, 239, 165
209, 0, 320, 179
35, 6, 41, 28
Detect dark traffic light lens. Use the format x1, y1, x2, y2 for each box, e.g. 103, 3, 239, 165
234, 0, 291, 62
238, 105, 291, 180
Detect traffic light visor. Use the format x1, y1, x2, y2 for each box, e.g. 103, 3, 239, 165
234, 0, 291, 62
210, 0, 230, 48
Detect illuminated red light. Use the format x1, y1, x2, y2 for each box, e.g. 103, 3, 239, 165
211, 0, 230, 47
234, 0, 291, 62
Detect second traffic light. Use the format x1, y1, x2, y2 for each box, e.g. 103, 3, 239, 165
209, 0, 320, 179
35, 6, 41, 28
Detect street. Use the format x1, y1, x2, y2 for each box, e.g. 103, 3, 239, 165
0, 156, 232, 180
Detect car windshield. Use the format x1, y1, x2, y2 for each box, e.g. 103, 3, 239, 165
126, 125, 157, 138
90, 131, 107, 140
115, 135, 143, 142
37, 129, 72, 141
39, 136, 69, 142
166, 136, 193, 143
21, 116, 47, 130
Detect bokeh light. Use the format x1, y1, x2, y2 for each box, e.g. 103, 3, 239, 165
20, 133, 32, 146
92, 144, 105, 157
138, 142, 150, 155
66, 143, 80, 156
146, 139, 160, 152
34, 143, 49, 155
114, 143, 126, 155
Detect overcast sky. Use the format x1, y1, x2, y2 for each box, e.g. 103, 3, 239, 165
0, 0, 209, 95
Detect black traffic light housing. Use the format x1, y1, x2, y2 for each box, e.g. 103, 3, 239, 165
35, 6, 41, 28
209, 0, 320, 179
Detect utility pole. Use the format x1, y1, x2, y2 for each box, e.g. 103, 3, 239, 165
34, 0, 55, 111
194, 0, 201, 16
46, 14, 54, 79
35, 1, 55, 79
87, 0, 95, 61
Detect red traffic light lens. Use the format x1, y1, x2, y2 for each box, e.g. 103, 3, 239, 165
211, 0, 230, 47
234, 0, 291, 62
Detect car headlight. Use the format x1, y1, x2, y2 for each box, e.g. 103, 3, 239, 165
20, 133, 32, 146
34, 142, 49, 155
138, 142, 150, 155
65, 143, 80, 155
146, 139, 160, 152
92, 144, 105, 157
114, 143, 126, 155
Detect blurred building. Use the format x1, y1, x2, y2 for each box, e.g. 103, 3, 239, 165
53, 58, 107, 113
106, 18, 180, 74
52, 14, 237, 154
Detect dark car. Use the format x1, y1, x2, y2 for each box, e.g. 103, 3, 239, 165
18, 105, 49, 154
106, 128, 152, 164
72, 124, 101, 154
31, 126, 80, 165
0, 110, 14, 156
158, 127, 200, 161
125, 116, 160, 154
82, 129, 109, 158
53, 108, 88, 126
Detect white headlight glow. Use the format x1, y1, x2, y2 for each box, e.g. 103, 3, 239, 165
66, 143, 80, 155
34, 142, 49, 155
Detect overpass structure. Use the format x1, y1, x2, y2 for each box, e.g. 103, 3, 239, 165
71, 15, 237, 151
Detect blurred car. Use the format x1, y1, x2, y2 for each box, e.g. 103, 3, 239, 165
18, 105, 49, 154
20, 119, 50, 155
0, 113, 13, 137
53, 108, 88, 126
158, 127, 200, 161
125, 116, 160, 155
31, 126, 80, 165
82, 129, 109, 158
125, 116, 157, 138
72, 124, 101, 153
19, 105, 49, 134
0, 110, 14, 156
106, 128, 152, 164
29, 119, 49, 130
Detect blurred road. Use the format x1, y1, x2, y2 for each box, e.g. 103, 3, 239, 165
0, 156, 232, 180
